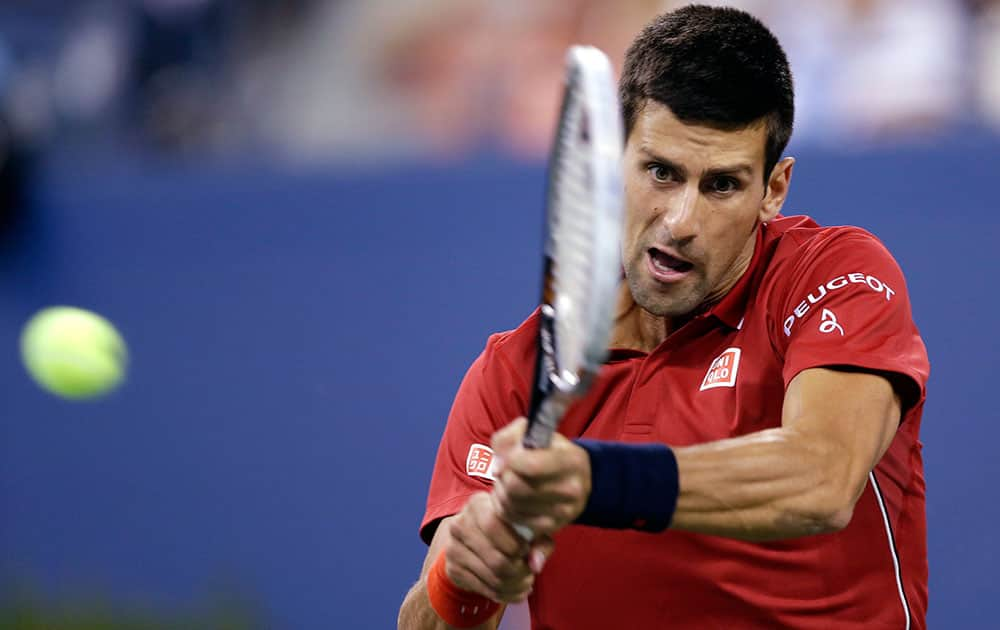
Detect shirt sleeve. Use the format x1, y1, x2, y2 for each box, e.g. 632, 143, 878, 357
771, 228, 929, 408
419, 328, 532, 544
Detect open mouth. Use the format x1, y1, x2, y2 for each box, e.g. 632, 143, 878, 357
648, 248, 694, 275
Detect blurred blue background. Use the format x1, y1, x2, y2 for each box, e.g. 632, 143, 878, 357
0, 1, 998, 628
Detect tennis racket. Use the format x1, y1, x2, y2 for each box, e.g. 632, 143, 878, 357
514, 45, 624, 539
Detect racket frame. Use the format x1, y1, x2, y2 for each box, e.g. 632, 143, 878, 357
523, 45, 624, 450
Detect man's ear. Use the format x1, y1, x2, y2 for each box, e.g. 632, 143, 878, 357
760, 156, 795, 222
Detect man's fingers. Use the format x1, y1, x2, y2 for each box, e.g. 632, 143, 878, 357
444, 551, 500, 599
448, 524, 527, 595
498, 469, 586, 505
446, 491, 537, 599
494, 472, 586, 522
489, 426, 591, 539
492, 487, 566, 537
493, 479, 582, 536
496, 580, 534, 603
491, 417, 528, 464
501, 435, 590, 483
477, 492, 530, 557
487, 487, 531, 547
456, 498, 527, 563
445, 551, 533, 603
499, 512, 565, 539
469, 520, 530, 576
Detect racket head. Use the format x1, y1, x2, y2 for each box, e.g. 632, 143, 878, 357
525, 46, 624, 448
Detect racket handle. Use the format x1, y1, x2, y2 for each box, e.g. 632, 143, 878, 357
524, 393, 569, 449
512, 522, 534, 541
519, 391, 573, 539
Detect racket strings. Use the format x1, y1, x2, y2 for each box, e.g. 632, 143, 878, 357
524, 46, 622, 449
549, 87, 602, 378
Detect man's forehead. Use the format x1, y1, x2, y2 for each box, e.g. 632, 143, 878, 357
628, 101, 767, 169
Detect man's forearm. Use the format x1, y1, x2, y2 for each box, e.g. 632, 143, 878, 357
670, 427, 859, 541
667, 368, 901, 541
398, 580, 503, 630
399, 581, 450, 630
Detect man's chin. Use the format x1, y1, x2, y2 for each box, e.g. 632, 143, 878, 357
632, 283, 703, 318
643, 301, 699, 319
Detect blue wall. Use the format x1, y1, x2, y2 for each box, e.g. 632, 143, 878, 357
0, 140, 996, 627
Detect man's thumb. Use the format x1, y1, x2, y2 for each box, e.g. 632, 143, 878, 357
491, 417, 528, 458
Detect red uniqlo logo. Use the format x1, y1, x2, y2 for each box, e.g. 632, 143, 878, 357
700, 347, 742, 391
466, 444, 496, 480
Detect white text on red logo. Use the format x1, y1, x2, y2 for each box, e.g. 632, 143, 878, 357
466, 444, 497, 481
700, 347, 742, 391
783, 273, 894, 336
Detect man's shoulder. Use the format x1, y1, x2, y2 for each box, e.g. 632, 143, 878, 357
482, 309, 540, 368
767, 215, 886, 250
765, 215, 896, 270
756, 215, 909, 320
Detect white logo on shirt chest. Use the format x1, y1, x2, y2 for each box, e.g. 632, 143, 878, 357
700, 347, 742, 391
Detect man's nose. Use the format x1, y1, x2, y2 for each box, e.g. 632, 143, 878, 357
661, 184, 700, 243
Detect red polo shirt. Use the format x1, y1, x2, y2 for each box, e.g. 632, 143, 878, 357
421, 215, 930, 629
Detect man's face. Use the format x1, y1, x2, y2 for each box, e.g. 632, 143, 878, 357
621, 100, 785, 318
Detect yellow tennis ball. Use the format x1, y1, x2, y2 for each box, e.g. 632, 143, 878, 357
20, 306, 128, 400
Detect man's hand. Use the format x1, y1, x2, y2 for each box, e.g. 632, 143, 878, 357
445, 491, 550, 603
490, 417, 592, 538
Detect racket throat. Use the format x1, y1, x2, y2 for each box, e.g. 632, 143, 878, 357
524, 384, 576, 449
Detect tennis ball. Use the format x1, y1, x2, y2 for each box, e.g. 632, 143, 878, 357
20, 306, 128, 400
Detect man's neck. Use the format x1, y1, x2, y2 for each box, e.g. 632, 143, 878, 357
608, 284, 686, 353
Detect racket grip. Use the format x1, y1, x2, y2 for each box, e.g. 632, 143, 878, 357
519, 391, 572, 539
512, 522, 535, 541
524, 393, 570, 449
426, 551, 501, 628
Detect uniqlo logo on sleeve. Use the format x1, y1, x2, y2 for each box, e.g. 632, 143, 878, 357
466, 444, 497, 481
700, 347, 742, 391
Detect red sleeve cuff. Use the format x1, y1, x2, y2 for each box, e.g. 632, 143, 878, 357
420, 492, 479, 544
783, 346, 927, 412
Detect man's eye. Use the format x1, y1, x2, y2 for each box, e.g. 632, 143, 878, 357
710, 177, 739, 194
648, 164, 675, 183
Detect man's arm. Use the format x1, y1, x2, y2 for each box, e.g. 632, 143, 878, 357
400, 485, 555, 630
492, 366, 902, 541
398, 516, 507, 630
670, 366, 900, 540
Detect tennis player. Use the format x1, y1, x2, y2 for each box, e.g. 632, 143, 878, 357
399, 5, 929, 629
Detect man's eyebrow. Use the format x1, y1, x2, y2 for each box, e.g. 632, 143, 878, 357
638, 147, 687, 177
705, 163, 754, 178
639, 147, 754, 179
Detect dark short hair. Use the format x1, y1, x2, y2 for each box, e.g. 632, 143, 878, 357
620, 5, 794, 180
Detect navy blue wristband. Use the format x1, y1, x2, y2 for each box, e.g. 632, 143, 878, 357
573, 440, 679, 532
